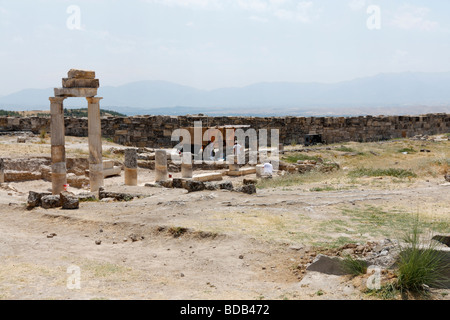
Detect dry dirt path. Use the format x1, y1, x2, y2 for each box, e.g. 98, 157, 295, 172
0, 177, 448, 300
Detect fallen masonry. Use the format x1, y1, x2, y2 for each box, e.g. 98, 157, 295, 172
98, 188, 146, 201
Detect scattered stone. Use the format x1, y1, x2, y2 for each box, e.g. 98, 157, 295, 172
204, 182, 219, 190
172, 178, 185, 189
99, 188, 141, 201
158, 179, 173, 188
60, 191, 79, 210
432, 235, 450, 247
239, 255, 244, 259
41, 195, 61, 209
306, 254, 363, 276
95, 240, 102, 245
445, 174, 450, 183
144, 182, 162, 188
27, 191, 51, 209
243, 178, 257, 185
184, 180, 205, 192
218, 181, 234, 191
17, 137, 26, 143
235, 184, 256, 195
180, 273, 185, 277
47, 233, 57, 238
77, 193, 97, 202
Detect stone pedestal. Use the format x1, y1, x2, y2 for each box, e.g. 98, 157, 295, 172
124, 148, 138, 186
155, 150, 168, 182
181, 152, 193, 179
49, 97, 67, 194
227, 155, 239, 172
256, 164, 264, 178
87, 97, 104, 192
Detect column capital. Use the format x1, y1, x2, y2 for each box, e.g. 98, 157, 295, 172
49, 96, 66, 103
86, 97, 103, 104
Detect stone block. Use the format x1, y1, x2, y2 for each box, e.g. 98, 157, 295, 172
67, 69, 95, 79
27, 191, 52, 209
193, 172, 223, 182
226, 167, 256, 176
54, 87, 98, 97
62, 78, 99, 88
60, 191, 79, 210
184, 180, 205, 192
41, 195, 62, 209
103, 160, 114, 169
235, 184, 256, 194
218, 181, 234, 190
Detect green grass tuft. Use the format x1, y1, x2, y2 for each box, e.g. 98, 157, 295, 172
396, 220, 449, 293
341, 254, 368, 276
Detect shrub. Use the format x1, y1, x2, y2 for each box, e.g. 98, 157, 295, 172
396, 219, 449, 293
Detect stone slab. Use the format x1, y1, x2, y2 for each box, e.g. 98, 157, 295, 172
54, 87, 98, 98
226, 167, 256, 176
62, 78, 99, 88
103, 166, 121, 178
103, 160, 115, 169
193, 172, 223, 182
67, 69, 95, 79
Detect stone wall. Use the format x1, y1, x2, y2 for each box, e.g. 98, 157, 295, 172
0, 113, 448, 147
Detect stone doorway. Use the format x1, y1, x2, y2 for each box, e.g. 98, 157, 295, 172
49, 69, 103, 194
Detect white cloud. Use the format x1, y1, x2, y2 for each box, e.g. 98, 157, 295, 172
391, 5, 438, 31
348, 0, 366, 12
147, 0, 318, 23
146, 0, 222, 9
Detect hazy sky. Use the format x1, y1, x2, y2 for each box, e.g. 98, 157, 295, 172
0, 0, 450, 95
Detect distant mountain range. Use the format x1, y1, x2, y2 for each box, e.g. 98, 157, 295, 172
0, 72, 449, 116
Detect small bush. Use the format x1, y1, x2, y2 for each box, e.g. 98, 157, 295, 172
396, 219, 449, 293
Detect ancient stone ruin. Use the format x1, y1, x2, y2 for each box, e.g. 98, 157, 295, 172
50, 69, 103, 194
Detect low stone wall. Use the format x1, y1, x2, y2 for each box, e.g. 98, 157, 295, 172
0, 113, 448, 147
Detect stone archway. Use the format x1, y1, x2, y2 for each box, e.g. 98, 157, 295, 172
49, 69, 103, 194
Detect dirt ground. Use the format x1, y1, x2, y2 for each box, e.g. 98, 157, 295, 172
0, 134, 449, 300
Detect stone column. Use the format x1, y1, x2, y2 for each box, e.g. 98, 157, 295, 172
181, 152, 193, 179
49, 97, 67, 194
0, 158, 4, 183
124, 148, 138, 186
87, 97, 104, 192
155, 149, 168, 182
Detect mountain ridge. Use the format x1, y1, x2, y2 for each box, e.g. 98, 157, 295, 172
1, 71, 450, 116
